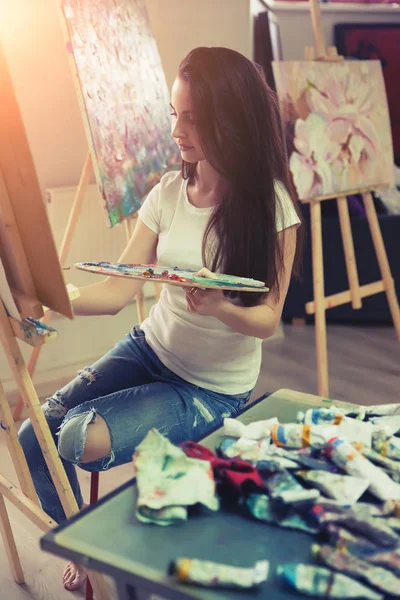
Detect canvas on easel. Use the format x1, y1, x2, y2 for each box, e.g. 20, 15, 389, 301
61, 0, 180, 227
0, 42, 110, 600
272, 0, 400, 397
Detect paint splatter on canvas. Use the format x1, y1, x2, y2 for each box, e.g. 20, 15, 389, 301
272, 61, 394, 200
62, 0, 180, 226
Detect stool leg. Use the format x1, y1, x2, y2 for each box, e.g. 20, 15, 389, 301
90, 472, 100, 504
86, 472, 100, 600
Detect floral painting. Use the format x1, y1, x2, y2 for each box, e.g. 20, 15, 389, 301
272, 61, 394, 200
63, 0, 180, 227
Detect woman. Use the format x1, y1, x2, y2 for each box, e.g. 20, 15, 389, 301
19, 46, 302, 590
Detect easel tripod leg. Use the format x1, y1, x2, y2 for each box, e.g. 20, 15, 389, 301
0, 302, 110, 599
310, 200, 329, 397
363, 192, 400, 341
0, 380, 38, 504
13, 154, 93, 422
0, 493, 24, 584
337, 196, 362, 309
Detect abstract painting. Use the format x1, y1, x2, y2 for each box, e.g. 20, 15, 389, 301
62, 0, 180, 226
272, 60, 394, 201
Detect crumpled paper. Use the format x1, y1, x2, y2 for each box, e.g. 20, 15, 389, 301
133, 429, 219, 525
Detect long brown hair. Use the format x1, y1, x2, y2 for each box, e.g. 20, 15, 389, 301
178, 47, 302, 307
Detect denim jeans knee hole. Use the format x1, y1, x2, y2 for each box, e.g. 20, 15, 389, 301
58, 408, 97, 464
43, 391, 67, 418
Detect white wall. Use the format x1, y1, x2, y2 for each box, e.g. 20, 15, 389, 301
0, 0, 253, 193
0, 0, 254, 397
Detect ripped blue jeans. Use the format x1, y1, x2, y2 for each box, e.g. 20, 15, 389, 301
18, 327, 249, 523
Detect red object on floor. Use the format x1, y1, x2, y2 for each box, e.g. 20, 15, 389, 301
85, 472, 100, 600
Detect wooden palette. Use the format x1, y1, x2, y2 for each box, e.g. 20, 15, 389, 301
75, 262, 269, 292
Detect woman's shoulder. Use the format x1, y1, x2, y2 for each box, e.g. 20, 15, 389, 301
158, 170, 184, 194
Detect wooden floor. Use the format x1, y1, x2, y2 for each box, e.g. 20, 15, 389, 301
0, 322, 399, 599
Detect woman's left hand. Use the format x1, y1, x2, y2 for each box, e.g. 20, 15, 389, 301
184, 268, 227, 317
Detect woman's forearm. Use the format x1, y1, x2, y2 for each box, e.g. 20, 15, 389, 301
72, 278, 143, 316
215, 301, 279, 339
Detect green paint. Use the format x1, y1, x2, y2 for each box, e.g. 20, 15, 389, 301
109, 206, 121, 227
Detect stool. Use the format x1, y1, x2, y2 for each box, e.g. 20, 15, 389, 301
84, 392, 271, 600
85, 472, 100, 600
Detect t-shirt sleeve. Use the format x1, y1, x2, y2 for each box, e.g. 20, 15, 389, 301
138, 182, 161, 234
274, 181, 301, 233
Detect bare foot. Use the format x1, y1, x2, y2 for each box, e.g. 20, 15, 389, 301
63, 562, 87, 591
62, 503, 88, 591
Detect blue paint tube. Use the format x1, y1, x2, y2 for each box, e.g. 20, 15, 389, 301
277, 563, 383, 599
244, 494, 317, 534
297, 407, 348, 425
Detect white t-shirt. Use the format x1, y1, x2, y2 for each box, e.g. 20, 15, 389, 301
139, 171, 300, 395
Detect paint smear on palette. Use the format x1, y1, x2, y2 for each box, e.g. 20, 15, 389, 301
62, 0, 180, 227
75, 262, 269, 291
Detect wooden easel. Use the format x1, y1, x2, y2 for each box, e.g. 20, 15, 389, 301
13, 152, 147, 421
14, 0, 169, 421
304, 0, 400, 397
0, 43, 110, 599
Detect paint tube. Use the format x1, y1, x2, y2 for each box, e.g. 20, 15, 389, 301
265, 469, 320, 504
298, 406, 348, 425
272, 423, 338, 449
298, 412, 373, 446
366, 404, 400, 417
283, 447, 340, 472
277, 563, 383, 600
169, 558, 269, 588
337, 418, 372, 447
371, 417, 400, 453
386, 518, 400, 531
358, 442, 400, 475
324, 437, 400, 501
371, 415, 400, 435
244, 493, 317, 534
137, 505, 187, 526
217, 437, 271, 461
312, 544, 400, 596
379, 436, 400, 461
272, 423, 371, 450
297, 470, 369, 506
217, 438, 299, 469
309, 503, 399, 547
382, 499, 400, 518
223, 417, 278, 440
325, 524, 400, 575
